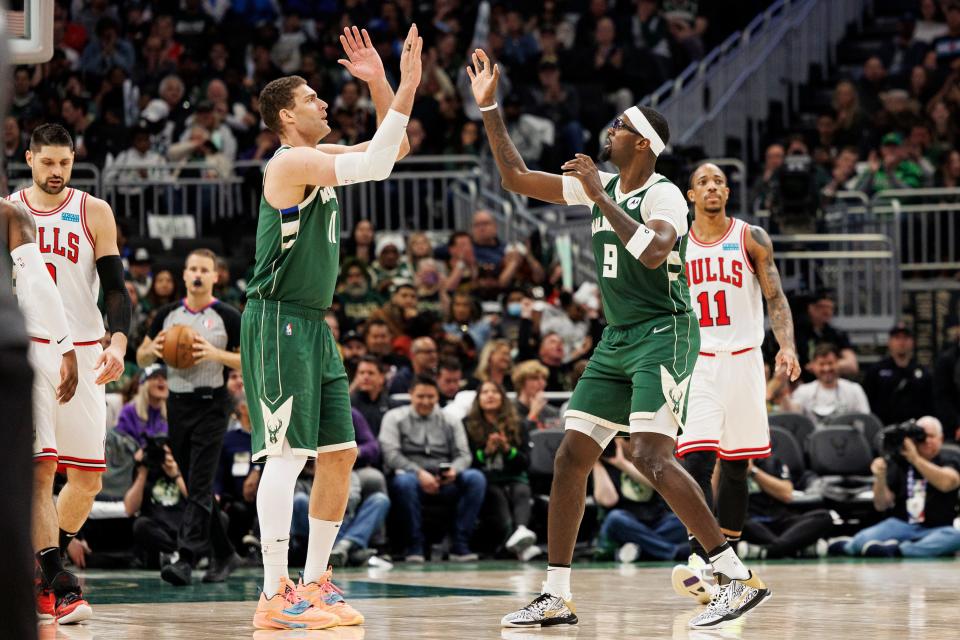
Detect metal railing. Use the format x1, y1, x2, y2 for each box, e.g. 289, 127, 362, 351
772, 233, 900, 337
642, 0, 868, 164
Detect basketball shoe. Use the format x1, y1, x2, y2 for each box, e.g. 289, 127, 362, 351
297, 569, 365, 625
34, 570, 55, 621
51, 571, 92, 624
671, 554, 716, 605
687, 571, 771, 629
253, 576, 339, 630
500, 587, 578, 628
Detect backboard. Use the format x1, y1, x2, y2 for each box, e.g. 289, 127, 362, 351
5, 0, 53, 64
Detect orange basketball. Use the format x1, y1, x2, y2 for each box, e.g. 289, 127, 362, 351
162, 324, 198, 369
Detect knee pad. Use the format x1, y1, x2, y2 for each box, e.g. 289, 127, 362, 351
719, 459, 749, 483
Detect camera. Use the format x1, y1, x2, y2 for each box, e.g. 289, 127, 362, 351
881, 420, 926, 456
144, 435, 169, 472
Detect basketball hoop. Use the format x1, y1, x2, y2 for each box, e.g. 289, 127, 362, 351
5, 0, 54, 65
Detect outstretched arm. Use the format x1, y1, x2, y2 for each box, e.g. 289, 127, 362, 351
467, 49, 566, 204
318, 27, 411, 160
746, 226, 801, 382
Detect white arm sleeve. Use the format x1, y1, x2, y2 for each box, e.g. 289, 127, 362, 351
642, 182, 690, 236
11, 243, 73, 353
333, 109, 409, 185
562, 171, 618, 206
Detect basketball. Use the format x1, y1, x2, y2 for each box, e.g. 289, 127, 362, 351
162, 324, 197, 369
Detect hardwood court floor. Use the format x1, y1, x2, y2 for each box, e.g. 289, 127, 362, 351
42, 558, 957, 640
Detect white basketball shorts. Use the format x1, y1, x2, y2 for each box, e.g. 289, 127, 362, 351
29, 339, 107, 472
677, 347, 771, 460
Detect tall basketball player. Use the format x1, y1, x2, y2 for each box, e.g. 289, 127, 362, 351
467, 50, 768, 630
241, 25, 420, 630
672, 162, 800, 602
9, 123, 131, 624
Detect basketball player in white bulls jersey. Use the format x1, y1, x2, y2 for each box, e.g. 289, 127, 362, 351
9, 124, 132, 624
671, 162, 800, 603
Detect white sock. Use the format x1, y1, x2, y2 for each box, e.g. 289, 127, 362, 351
303, 518, 342, 584
261, 538, 290, 596
543, 565, 572, 600
257, 442, 308, 595
709, 545, 750, 581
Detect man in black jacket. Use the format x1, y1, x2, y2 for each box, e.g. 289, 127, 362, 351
864, 325, 933, 426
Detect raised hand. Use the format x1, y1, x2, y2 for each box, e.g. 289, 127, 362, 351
398, 24, 423, 90
466, 48, 499, 107
338, 26, 386, 83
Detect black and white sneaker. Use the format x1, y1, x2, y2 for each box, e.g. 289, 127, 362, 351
501, 590, 578, 628
688, 572, 771, 629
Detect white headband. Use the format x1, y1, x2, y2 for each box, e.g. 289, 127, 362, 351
625, 106, 665, 156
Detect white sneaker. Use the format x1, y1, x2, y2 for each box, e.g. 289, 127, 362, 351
688, 572, 771, 629
519, 545, 543, 562
505, 525, 537, 553
501, 586, 577, 628
672, 555, 716, 605
736, 541, 763, 560
617, 543, 639, 563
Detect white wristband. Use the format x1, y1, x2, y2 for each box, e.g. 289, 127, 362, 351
478, 102, 499, 112
624, 225, 656, 260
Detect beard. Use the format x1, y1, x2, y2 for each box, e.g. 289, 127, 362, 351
37, 176, 66, 194
598, 144, 612, 162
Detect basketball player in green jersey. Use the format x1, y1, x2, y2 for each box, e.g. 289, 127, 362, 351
241, 25, 422, 630
467, 49, 769, 630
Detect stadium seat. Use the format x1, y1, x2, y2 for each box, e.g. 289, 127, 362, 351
769, 413, 816, 446
807, 426, 873, 477
529, 429, 564, 483
940, 443, 960, 467
769, 426, 805, 477
822, 413, 884, 453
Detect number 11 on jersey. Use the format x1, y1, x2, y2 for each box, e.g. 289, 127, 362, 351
697, 289, 731, 327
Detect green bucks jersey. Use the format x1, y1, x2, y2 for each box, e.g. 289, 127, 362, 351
583, 172, 693, 326
246, 146, 341, 310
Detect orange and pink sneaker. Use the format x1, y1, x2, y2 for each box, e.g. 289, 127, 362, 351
253, 576, 339, 630
297, 569, 364, 626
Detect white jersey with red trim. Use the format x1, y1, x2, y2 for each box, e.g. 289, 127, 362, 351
685, 217, 764, 352
9, 187, 105, 343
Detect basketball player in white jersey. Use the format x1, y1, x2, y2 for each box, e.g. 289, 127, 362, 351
671, 163, 800, 603
9, 124, 131, 624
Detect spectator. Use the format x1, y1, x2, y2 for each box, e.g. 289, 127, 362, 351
140, 74, 189, 153
369, 281, 419, 345
326, 470, 392, 568
178, 100, 238, 162
936, 149, 960, 187
932, 1, 960, 70
736, 458, 835, 560
437, 359, 466, 406
631, 0, 673, 65
81, 18, 136, 76
501, 93, 555, 170
794, 291, 859, 380
128, 247, 153, 301
103, 125, 171, 211
343, 219, 376, 267
337, 259, 383, 332
468, 339, 514, 392
10, 66, 37, 120
593, 438, 687, 562
443, 231, 479, 292
540, 292, 594, 364
500, 9, 540, 76
832, 80, 867, 150
471, 210, 505, 270
380, 377, 485, 562
127, 440, 189, 566
836, 416, 960, 558
535, 332, 574, 392
142, 269, 177, 314
527, 61, 585, 158
414, 258, 447, 317
783, 343, 870, 423
215, 397, 261, 556
115, 364, 169, 448
512, 360, 562, 432
863, 325, 934, 426
350, 356, 393, 438
363, 318, 409, 371
60, 95, 92, 160
371, 235, 412, 293
4, 116, 26, 167
915, 0, 948, 44
444, 292, 494, 354
464, 382, 536, 559
821, 146, 861, 200
213, 257, 244, 310
388, 337, 439, 395
750, 143, 785, 213
855, 132, 924, 193
340, 330, 368, 364
857, 56, 890, 115
934, 332, 960, 441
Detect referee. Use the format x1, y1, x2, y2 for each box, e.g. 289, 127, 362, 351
137, 248, 242, 585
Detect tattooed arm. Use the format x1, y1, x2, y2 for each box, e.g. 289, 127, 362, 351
468, 49, 567, 204
3, 198, 36, 248
746, 225, 801, 381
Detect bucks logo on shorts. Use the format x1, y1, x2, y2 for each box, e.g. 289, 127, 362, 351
260, 396, 294, 455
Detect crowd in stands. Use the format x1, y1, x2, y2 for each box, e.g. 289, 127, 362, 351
8, 1, 960, 571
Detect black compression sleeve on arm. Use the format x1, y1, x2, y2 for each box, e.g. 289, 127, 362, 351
95, 255, 132, 336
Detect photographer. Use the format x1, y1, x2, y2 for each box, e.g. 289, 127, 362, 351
838, 416, 960, 557
126, 439, 188, 567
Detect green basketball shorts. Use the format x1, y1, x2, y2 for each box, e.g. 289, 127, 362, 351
241, 298, 355, 461
565, 313, 700, 436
